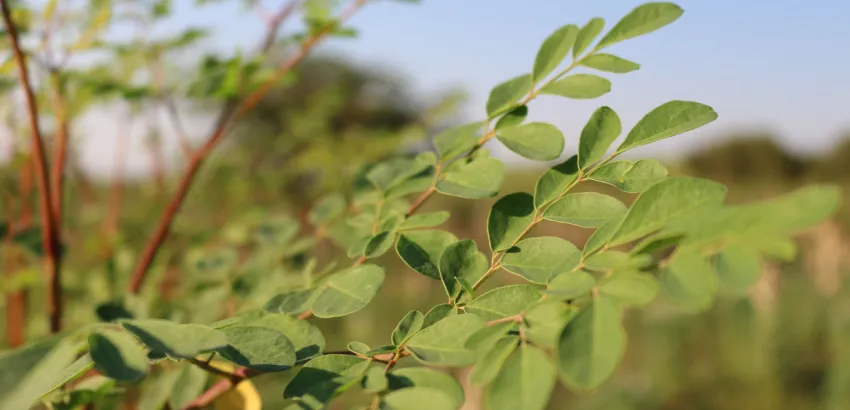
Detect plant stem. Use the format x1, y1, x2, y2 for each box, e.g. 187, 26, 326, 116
127, 0, 369, 294
48, 69, 69, 230
1, 0, 63, 333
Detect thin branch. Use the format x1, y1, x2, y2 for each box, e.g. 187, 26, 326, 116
127, 0, 369, 294
188, 358, 242, 379
180, 366, 258, 410
48, 69, 69, 233
1, 0, 63, 333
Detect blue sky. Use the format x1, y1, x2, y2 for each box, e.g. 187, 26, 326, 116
75, 0, 850, 177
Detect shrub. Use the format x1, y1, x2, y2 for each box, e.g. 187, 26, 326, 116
0, 1, 841, 409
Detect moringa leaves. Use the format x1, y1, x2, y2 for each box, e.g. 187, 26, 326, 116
488, 192, 536, 252
396, 230, 458, 280
406, 314, 485, 366
310, 264, 385, 318
121, 320, 228, 359
501, 237, 581, 284
543, 192, 627, 228
578, 106, 622, 168
540, 74, 611, 99
486, 74, 532, 118
581, 53, 641, 73
573, 17, 605, 57
533, 24, 578, 82
557, 295, 625, 390
597, 2, 684, 49
496, 122, 565, 161
617, 100, 718, 152
589, 159, 668, 192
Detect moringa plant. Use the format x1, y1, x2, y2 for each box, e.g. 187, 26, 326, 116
0, 1, 842, 410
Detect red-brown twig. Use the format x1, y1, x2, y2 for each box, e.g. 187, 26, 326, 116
1, 0, 64, 333
127, 0, 367, 293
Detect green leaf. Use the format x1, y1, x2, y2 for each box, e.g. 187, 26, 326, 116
501, 237, 581, 283
581, 53, 641, 73
715, 246, 762, 296
367, 157, 431, 193
396, 230, 459, 280
470, 337, 518, 385
573, 17, 605, 57
122, 320, 228, 359
494, 105, 528, 130
406, 314, 485, 366
465, 322, 515, 353
540, 74, 610, 99
589, 159, 668, 193
218, 326, 296, 371
533, 24, 578, 82
487, 192, 535, 252
88, 329, 148, 382
661, 250, 718, 312
556, 295, 625, 389
533, 156, 579, 208
310, 264, 385, 318
617, 101, 718, 152
168, 364, 207, 409
245, 313, 325, 362
399, 212, 450, 230
583, 251, 652, 272
599, 272, 658, 306
545, 270, 596, 300
422, 304, 457, 328
487, 345, 556, 410
433, 122, 484, 160
137, 369, 180, 410
525, 301, 576, 350
486, 74, 532, 118
0, 340, 93, 410
387, 367, 465, 408
438, 240, 488, 300
578, 106, 622, 168
582, 214, 625, 256
308, 193, 346, 226
381, 387, 457, 410
609, 177, 727, 247
264, 289, 314, 315
284, 354, 371, 404
496, 122, 565, 161
365, 231, 395, 259
347, 341, 371, 356
543, 192, 627, 228
362, 366, 389, 394
596, 2, 684, 49
465, 285, 542, 321
437, 156, 504, 199
392, 310, 425, 346
0, 335, 62, 398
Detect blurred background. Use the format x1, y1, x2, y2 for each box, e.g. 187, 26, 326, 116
1, 1, 849, 409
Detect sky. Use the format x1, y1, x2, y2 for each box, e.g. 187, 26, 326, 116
56, 0, 850, 178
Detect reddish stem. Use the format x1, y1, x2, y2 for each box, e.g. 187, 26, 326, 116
1, 0, 63, 333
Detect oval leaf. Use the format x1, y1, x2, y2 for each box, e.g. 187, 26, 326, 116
617, 100, 718, 152
487, 345, 556, 410
573, 17, 605, 57
578, 106, 622, 168
533, 156, 579, 209
465, 285, 542, 321
486, 74, 532, 118
310, 264, 385, 318
218, 325, 296, 371
581, 53, 640, 73
406, 314, 485, 366
89, 330, 148, 382
540, 74, 610, 99
596, 2, 684, 49
122, 320, 228, 359
487, 192, 535, 252
533, 24, 578, 82
496, 122, 565, 161
501, 236, 581, 283
556, 295, 625, 390
589, 159, 668, 193
396, 230, 458, 280
543, 192, 627, 228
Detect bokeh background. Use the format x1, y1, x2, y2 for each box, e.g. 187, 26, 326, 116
2, 1, 849, 409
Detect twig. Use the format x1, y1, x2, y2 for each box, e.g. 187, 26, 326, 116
127, 0, 368, 294
48, 69, 69, 228
1, 0, 63, 333
180, 366, 258, 410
